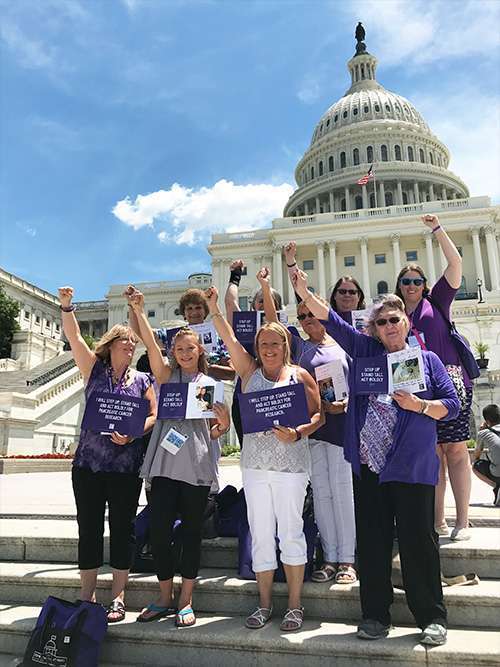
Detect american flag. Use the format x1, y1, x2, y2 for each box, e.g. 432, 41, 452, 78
356, 165, 374, 186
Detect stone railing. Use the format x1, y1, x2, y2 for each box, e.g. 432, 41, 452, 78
74, 300, 108, 310
26, 359, 76, 388
34, 365, 82, 408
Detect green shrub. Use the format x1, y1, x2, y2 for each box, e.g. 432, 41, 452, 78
221, 444, 240, 457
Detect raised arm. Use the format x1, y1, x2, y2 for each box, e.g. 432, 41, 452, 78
284, 242, 301, 304
124, 285, 142, 339
58, 287, 96, 381
224, 259, 244, 322
205, 286, 257, 380
422, 215, 462, 289
129, 291, 172, 385
257, 267, 278, 325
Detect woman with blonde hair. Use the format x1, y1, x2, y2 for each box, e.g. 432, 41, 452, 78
59, 287, 157, 623
129, 291, 230, 628
292, 270, 460, 646
205, 285, 321, 633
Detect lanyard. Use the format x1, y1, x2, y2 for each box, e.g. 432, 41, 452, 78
107, 366, 128, 394
408, 312, 428, 351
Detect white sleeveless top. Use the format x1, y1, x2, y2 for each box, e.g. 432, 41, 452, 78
241, 367, 310, 474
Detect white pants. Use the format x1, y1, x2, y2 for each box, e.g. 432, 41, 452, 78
310, 440, 356, 564
242, 468, 308, 572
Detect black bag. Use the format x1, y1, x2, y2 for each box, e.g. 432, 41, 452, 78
426, 296, 480, 379
22, 596, 107, 667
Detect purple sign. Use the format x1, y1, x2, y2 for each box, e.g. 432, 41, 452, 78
354, 356, 388, 394
239, 383, 309, 434
233, 311, 258, 344
81, 392, 149, 436
157, 383, 188, 420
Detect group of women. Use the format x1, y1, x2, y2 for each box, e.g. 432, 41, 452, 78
62, 213, 472, 646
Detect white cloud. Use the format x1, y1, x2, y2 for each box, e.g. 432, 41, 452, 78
416, 89, 500, 201
0, 22, 56, 70
341, 0, 500, 66
112, 179, 294, 245
297, 74, 322, 105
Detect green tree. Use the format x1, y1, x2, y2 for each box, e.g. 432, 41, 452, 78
82, 333, 95, 350
0, 286, 20, 358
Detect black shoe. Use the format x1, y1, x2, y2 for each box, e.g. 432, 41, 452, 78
357, 619, 391, 640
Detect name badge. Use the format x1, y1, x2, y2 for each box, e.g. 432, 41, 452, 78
160, 428, 188, 455
408, 331, 426, 348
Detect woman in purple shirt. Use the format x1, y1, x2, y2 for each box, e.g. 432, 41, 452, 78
59, 287, 157, 623
292, 270, 460, 647
394, 214, 471, 541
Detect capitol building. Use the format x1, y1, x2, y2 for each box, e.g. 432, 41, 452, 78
1, 27, 499, 456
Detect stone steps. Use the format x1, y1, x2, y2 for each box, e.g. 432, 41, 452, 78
1, 605, 500, 667
0, 561, 499, 630
1, 519, 499, 579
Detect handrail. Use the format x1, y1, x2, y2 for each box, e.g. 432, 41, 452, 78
26, 359, 76, 388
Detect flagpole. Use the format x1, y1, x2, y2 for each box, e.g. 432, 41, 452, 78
372, 162, 378, 209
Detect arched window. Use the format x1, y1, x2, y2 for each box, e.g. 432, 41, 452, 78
319, 161, 323, 176
311, 166, 314, 179
394, 145, 402, 160
402, 192, 408, 205
381, 145, 388, 161
340, 152, 346, 168
341, 198, 346, 211
367, 145, 373, 162
361, 64, 365, 79
377, 281, 389, 295
355, 195, 363, 209
408, 146, 414, 162
385, 191, 393, 206
353, 148, 360, 165
419, 148, 425, 163
370, 193, 376, 208
429, 152, 434, 165
328, 156, 334, 172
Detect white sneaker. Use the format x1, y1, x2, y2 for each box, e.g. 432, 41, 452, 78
450, 527, 471, 541
434, 523, 449, 537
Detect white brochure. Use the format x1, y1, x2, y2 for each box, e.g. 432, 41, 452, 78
387, 346, 427, 394
186, 379, 224, 419
351, 308, 371, 333
314, 359, 348, 402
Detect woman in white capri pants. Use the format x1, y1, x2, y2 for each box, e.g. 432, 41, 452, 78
205, 285, 321, 632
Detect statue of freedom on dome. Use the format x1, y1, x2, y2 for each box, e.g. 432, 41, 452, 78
355, 22, 367, 55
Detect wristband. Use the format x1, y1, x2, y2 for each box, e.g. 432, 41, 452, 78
286, 261, 297, 268
431, 225, 441, 234
229, 268, 242, 286
419, 399, 427, 414
60, 304, 76, 312
294, 428, 302, 441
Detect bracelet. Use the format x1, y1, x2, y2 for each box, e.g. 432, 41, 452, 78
286, 261, 297, 268
211, 312, 224, 318
294, 428, 302, 441
419, 399, 427, 414
431, 225, 442, 234
229, 269, 242, 286
60, 304, 76, 312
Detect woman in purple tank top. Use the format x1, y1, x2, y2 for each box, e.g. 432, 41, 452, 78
394, 214, 472, 542
59, 287, 157, 623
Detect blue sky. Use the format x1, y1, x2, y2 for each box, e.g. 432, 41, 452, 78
1, 0, 499, 300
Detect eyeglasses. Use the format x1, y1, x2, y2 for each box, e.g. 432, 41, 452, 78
375, 316, 402, 327
337, 288, 359, 295
297, 312, 315, 321
400, 277, 425, 287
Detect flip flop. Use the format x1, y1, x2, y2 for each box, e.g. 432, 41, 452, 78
136, 603, 175, 623
442, 573, 480, 587
175, 605, 196, 628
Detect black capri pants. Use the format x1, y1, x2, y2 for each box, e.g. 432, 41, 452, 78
150, 476, 210, 581
72, 466, 142, 570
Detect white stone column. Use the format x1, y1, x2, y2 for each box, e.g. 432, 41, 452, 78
438, 247, 447, 273
359, 237, 371, 301
470, 227, 486, 288
316, 242, 326, 298
429, 183, 435, 201
379, 181, 385, 207
396, 181, 403, 205
329, 191, 334, 212
441, 186, 447, 201
390, 233, 401, 276
304, 201, 309, 215
211, 258, 220, 291
413, 182, 420, 204
484, 224, 500, 291
344, 187, 350, 211
362, 184, 368, 209
328, 241, 337, 292
423, 231, 437, 285
272, 243, 284, 298
315, 196, 321, 214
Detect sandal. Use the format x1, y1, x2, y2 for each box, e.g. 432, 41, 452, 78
280, 607, 304, 632
335, 564, 357, 584
136, 602, 175, 623
106, 599, 126, 623
175, 605, 196, 628
245, 606, 273, 629
311, 563, 337, 583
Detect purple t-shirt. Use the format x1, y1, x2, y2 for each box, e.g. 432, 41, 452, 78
293, 336, 348, 447
74, 359, 152, 474
409, 275, 471, 387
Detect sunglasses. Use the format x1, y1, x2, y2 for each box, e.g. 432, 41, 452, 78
375, 316, 402, 327
337, 288, 359, 295
297, 312, 315, 321
400, 277, 425, 286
